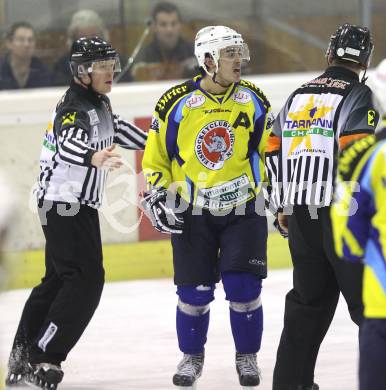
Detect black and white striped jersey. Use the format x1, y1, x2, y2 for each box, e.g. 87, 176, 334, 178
37, 81, 147, 208
265, 66, 379, 211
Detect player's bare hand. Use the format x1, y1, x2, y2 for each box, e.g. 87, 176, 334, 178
91, 144, 123, 171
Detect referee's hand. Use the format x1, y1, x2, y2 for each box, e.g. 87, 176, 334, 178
91, 144, 123, 171
277, 212, 288, 236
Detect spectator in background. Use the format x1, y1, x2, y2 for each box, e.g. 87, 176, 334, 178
0, 22, 52, 90
52, 9, 110, 86
130, 2, 197, 81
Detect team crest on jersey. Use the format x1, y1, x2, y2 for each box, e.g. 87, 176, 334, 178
232, 91, 252, 104
186, 94, 206, 108
195, 120, 235, 170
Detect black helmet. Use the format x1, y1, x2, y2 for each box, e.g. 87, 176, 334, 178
70, 36, 120, 77
326, 23, 373, 68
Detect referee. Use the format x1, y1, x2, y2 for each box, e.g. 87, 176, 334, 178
265, 24, 378, 390
5, 37, 147, 389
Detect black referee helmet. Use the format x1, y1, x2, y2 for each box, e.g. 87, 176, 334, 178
69, 36, 120, 77
326, 23, 373, 68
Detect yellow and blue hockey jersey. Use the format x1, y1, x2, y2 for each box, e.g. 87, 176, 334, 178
142, 75, 274, 211
332, 124, 386, 318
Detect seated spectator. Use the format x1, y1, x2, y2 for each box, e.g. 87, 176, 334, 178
130, 2, 197, 81
52, 9, 127, 85
0, 22, 52, 90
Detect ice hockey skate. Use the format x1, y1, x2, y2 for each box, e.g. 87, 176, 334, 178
25, 363, 64, 390
235, 352, 261, 388
172, 352, 204, 389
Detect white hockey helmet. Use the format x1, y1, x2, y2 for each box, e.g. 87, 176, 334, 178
194, 26, 249, 75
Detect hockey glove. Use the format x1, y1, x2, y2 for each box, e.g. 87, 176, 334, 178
141, 188, 184, 234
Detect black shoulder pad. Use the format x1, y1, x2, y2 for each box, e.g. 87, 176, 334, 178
155, 80, 196, 121
239, 79, 271, 110
338, 134, 376, 181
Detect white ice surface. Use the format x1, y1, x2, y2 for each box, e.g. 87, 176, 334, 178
0, 270, 358, 390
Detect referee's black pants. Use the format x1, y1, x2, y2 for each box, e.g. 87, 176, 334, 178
10, 202, 104, 365
272, 206, 363, 390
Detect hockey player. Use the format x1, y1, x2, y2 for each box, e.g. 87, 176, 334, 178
141, 25, 274, 388
5, 37, 147, 389
331, 59, 386, 390
265, 24, 378, 390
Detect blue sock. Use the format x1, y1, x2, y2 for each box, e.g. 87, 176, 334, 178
230, 306, 263, 353
176, 307, 209, 354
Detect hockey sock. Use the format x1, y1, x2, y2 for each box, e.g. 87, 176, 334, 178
230, 305, 263, 353
176, 307, 209, 354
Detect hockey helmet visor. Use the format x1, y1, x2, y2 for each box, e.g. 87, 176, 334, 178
219, 44, 250, 62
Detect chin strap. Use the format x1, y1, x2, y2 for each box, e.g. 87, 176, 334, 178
211, 71, 232, 89
202, 62, 232, 89
76, 74, 94, 91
